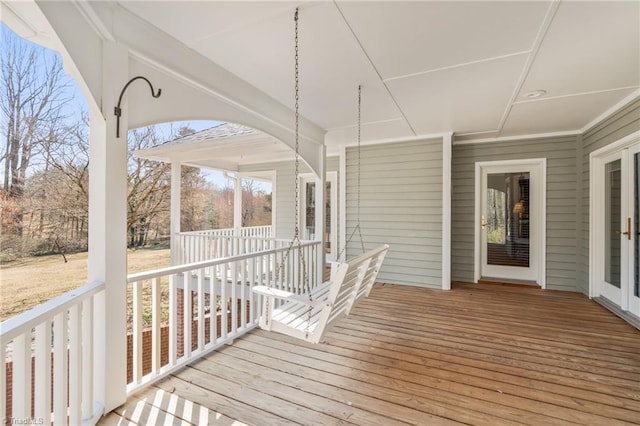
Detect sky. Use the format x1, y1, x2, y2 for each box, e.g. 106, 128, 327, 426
0, 23, 271, 192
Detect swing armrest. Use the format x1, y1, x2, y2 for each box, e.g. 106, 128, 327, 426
252, 285, 323, 307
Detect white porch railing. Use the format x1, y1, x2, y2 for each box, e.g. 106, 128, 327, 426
125, 240, 321, 395
176, 226, 276, 264
0, 230, 320, 423
0, 280, 105, 426
179, 225, 272, 239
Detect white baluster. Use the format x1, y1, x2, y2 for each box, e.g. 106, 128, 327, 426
12, 332, 31, 420
220, 263, 228, 340
69, 304, 82, 425
197, 268, 205, 351
151, 278, 161, 374
53, 311, 68, 425
82, 297, 93, 421
168, 274, 177, 366
132, 281, 143, 384
183, 271, 192, 359
231, 261, 237, 334
208, 265, 217, 346
34, 320, 52, 423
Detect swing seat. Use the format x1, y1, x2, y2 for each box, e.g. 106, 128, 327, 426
252, 245, 389, 344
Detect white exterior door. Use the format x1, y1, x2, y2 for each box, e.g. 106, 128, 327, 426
592, 137, 640, 318
476, 160, 546, 286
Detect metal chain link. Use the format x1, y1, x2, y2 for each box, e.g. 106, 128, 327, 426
293, 7, 300, 243
269, 8, 312, 338
357, 84, 361, 232
338, 85, 365, 259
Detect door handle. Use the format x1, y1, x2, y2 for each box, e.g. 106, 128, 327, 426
616, 217, 631, 240
481, 215, 487, 230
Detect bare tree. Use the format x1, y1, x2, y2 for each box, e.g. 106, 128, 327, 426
241, 178, 272, 227
0, 26, 73, 234
127, 126, 172, 247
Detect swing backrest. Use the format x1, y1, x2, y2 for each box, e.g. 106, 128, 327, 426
350, 244, 389, 307
322, 254, 372, 329
329, 245, 389, 312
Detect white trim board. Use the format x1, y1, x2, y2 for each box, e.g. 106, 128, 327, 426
454, 131, 580, 146
582, 89, 640, 135
326, 133, 449, 156
442, 133, 453, 290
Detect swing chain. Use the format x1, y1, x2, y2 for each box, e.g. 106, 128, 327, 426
293, 6, 301, 243
338, 85, 365, 259
268, 8, 313, 338
293, 8, 313, 335
357, 84, 361, 231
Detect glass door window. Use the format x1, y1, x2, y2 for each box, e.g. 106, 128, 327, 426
605, 159, 622, 290
486, 172, 530, 268
593, 140, 640, 318
478, 161, 543, 284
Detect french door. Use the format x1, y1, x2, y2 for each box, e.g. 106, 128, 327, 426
592, 138, 640, 318
476, 159, 546, 285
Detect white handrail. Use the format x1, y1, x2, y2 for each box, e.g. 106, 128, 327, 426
128, 241, 318, 283
0, 280, 104, 344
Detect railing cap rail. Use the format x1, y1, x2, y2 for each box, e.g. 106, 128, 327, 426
0, 280, 105, 344
178, 225, 272, 236
176, 234, 283, 241
127, 240, 321, 283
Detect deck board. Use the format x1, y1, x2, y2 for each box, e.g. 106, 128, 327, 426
102, 283, 640, 425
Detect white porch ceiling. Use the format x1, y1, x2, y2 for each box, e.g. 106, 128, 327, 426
117, 1, 639, 150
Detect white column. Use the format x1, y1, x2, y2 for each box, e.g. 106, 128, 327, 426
234, 173, 242, 233
88, 41, 128, 413
339, 146, 347, 262
170, 161, 182, 265
442, 133, 453, 290
315, 145, 327, 285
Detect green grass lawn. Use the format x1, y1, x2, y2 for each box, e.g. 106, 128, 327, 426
0, 248, 171, 322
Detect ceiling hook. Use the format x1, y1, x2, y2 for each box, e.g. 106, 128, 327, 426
114, 76, 162, 138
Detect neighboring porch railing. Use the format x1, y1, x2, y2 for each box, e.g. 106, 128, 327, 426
125, 240, 321, 395
179, 225, 272, 239
176, 225, 275, 264
1, 280, 105, 425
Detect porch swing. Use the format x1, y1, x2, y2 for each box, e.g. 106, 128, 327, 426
252, 8, 388, 344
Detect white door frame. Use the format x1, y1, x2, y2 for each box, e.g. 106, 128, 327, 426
474, 158, 547, 288
589, 130, 640, 312
299, 171, 338, 260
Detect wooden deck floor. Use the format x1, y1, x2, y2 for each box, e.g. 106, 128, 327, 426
102, 283, 640, 425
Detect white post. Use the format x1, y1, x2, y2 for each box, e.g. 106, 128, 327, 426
339, 146, 347, 262
442, 133, 452, 290
171, 161, 182, 265
234, 173, 243, 234
88, 41, 129, 413
315, 145, 327, 286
